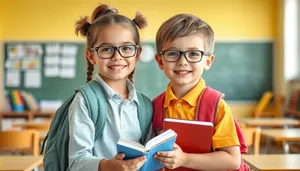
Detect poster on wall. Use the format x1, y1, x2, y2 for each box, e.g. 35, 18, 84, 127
6, 69, 21, 87
24, 70, 41, 88
7, 44, 24, 59
25, 44, 43, 58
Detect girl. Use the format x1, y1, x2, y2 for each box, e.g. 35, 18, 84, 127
69, 4, 152, 171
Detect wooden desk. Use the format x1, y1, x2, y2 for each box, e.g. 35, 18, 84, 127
262, 128, 300, 153
0, 156, 43, 171
12, 121, 51, 129
239, 118, 300, 127
0, 111, 54, 130
243, 154, 300, 171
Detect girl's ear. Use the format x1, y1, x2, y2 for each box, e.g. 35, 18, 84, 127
135, 47, 142, 62
155, 54, 164, 70
204, 55, 215, 70
85, 49, 96, 65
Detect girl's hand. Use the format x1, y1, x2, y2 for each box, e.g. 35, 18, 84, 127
100, 153, 146, 171
154, 143, 186, 169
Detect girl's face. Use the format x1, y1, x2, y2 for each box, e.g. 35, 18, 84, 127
86, 24, 141, 83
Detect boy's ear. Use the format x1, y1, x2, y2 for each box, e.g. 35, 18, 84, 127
85, 49, 96, 65
155, 54, 164, 70
135, 47, 142, 62
204, 55, 215, 70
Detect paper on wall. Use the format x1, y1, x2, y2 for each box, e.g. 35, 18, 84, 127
24, 70, 41, 88
6, 69, 21, 87
46, 44, 60, 56
25, 44, 43, 57
61, 45, 78, 56
7, 44, 25, 59
44, 56, 60, 66
60, 67, 76, 78
44, 67, 60, 77
61, 56, 76, 66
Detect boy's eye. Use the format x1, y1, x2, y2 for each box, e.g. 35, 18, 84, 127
166, 51, 179, 57
188, 51, 201, 57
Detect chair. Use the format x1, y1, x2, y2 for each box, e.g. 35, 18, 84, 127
240, 123, 261, 155
253, 91, 274, 118
0, 130, 39, 156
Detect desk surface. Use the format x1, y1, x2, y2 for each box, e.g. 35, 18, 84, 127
243, 154, 300, 171
0, 156, 43, 171
239, 118, 300, 127
262, 128, 300, 141
12, 121, 51, 128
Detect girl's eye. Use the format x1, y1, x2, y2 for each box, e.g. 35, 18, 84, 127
121, 46, 134, 51
101, 48, 112, 52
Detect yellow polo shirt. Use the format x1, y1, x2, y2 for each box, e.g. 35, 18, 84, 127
164, 78, 240, 150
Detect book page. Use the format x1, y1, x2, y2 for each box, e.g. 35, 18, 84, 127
118, 139, 146, 152
145, 129, 176, 150
164, 118, 213, 127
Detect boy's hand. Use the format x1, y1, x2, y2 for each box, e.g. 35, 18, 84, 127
100, 153, 146, 171
154, 143, 186, 169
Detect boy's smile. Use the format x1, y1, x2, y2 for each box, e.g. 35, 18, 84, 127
155, 33, 214, 93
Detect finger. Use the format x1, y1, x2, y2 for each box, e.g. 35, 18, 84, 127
156, 151, 174, 157
173, 143, 180, 148
128, 158, 147, 170
155, 155, 173, 164
114, 153, 125, 160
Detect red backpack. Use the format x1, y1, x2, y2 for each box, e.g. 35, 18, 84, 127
152, 87, 249, 171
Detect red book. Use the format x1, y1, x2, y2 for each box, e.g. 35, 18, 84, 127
163, 118, 214, 171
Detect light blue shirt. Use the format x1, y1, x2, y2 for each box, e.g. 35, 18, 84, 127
68, 74, 144, 171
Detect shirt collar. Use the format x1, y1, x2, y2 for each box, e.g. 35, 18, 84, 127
95, 74, 139, 104
164, 78, 206, 107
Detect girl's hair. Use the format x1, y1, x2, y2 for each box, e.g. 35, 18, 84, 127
75, 4, 147, 83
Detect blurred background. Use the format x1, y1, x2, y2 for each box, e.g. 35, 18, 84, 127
1, 1, 300, 170
1, 0, 286, 118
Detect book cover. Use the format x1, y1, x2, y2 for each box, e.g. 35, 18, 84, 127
163, 118, 214, 171
117, 129, 177, 171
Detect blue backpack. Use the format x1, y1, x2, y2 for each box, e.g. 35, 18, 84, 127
42, 80, 153, 171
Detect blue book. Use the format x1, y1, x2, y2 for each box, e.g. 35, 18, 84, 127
117, 129, 177, 171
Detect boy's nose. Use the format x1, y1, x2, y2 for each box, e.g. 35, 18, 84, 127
177, 54, 188, 65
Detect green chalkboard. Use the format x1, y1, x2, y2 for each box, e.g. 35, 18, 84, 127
3, 41, 273, 102
135, 41, 273, 101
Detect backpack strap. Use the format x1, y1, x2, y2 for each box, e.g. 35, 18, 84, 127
152, 92, 166, 135
197, 87, 248, 154
77, 80, 107, 140
197, 87, 224, 125
136, 92, 153, 144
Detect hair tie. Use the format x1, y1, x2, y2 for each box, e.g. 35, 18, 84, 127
104, 8, 118, 15
133, 19, 139, 26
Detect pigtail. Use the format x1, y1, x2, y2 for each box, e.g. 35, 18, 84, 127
75, 16, 91, 37
91, 4, 113, 22
133, 11, 148, 29
86, 57, 94, 83
128, 69, 135, 83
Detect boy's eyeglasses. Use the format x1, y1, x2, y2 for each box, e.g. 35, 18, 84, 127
90, 45, 139, 59
159, 50, 211, 63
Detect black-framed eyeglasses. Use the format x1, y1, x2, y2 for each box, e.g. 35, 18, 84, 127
90, 45, 139, 59
159, 50, 211, 63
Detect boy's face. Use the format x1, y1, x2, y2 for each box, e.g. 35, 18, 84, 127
155, 33, 214, 89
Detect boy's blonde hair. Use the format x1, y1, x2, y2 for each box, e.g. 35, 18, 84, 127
156, 14, 215, 54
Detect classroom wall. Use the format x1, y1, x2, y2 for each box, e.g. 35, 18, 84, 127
0, 0, 280, 118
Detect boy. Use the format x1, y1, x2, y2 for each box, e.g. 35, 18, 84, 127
153, 14, 241, 170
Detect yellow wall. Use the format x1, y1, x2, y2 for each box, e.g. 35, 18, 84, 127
1, 0, 277, 40
0, 0, 280, 117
